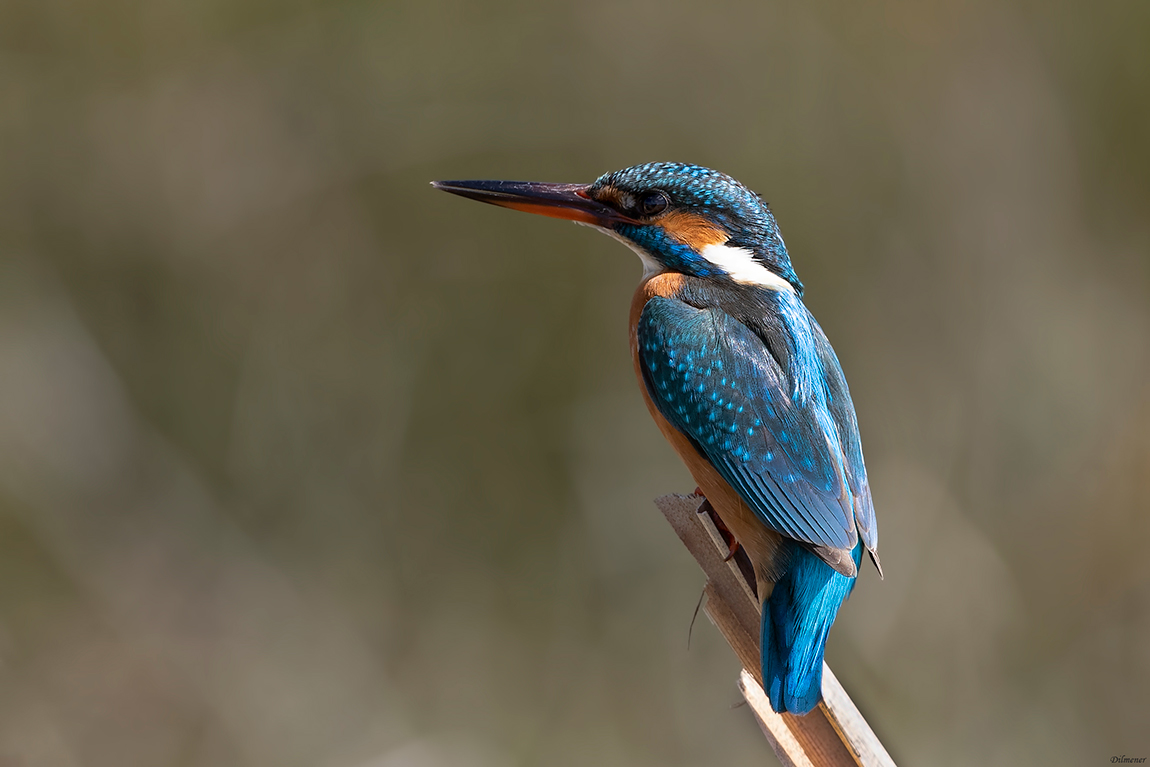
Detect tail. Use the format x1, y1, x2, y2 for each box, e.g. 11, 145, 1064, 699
761, 541, 863, 714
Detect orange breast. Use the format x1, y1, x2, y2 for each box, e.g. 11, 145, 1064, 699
630, 274, 783, 601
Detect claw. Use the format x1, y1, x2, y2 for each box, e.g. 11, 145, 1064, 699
699, 496, 741, 562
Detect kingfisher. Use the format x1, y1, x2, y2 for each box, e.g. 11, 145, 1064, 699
432, 163, 880, 715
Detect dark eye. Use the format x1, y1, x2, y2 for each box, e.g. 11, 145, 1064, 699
637, 191, 669, 216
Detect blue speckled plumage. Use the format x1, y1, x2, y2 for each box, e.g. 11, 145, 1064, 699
636, 285, 873, 713
432, 162, 880, 715
638, 295, 856, 548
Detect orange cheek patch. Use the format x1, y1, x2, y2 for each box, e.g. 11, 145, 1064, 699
660, 211, 729, 250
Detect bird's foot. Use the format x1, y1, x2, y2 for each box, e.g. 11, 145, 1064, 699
712, 513, 741, 561
695, 493, 742, 562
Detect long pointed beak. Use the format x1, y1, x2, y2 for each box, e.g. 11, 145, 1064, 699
431, 179, 634, 226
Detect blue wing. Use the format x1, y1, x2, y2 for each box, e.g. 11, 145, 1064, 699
810, 319, 877, 556
638, 296, 875, 563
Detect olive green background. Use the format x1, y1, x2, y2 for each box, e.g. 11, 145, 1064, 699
1, 1, 1149, 765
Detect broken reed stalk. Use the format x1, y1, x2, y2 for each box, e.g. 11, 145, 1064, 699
655, 493, 896, 767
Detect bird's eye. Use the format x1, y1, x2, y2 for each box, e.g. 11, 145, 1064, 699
637, 191, 669, 216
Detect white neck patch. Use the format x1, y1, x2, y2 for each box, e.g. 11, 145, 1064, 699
699, 242, 795, 292
577, 221, 793, 289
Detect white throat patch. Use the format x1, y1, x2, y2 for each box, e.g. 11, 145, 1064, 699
578, 221, 664, 278
699, 242, 795, 291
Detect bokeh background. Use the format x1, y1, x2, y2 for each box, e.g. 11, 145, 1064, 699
1, 0, 1149, 765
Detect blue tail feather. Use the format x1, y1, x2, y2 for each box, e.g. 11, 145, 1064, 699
761, 542, 862, 714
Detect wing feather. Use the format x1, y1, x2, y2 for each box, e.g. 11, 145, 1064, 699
638, 296, 862, 556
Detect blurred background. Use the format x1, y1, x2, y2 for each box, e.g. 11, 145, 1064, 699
1, 0, 1148, 765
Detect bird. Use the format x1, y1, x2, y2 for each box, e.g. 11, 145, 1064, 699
432, 162, 880, 715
